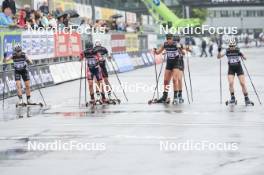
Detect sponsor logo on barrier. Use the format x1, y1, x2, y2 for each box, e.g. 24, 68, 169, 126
111, 34, 126, 53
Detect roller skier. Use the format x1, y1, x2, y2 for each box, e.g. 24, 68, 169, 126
80, 42, 108, 105
3, 44, 39, 107
153, 34, 185, 104
93, 40, 119, 104
217, 38, 254, 106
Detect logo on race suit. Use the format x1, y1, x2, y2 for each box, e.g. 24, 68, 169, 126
153, 0, 160, 6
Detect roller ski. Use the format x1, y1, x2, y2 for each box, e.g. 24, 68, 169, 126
245, 97, 254, 106
107, 93, 120, 105
86, 99, 96, 107
16, 98, 43, 108
148, 92, 170, 104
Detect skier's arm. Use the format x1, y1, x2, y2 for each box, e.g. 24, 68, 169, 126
178, 44, 185, 55
3, 54, 13, 63
80, 51, 84, 60
239, 51, 246, 60
154, 46, 164, 55
25, 55, 33, 65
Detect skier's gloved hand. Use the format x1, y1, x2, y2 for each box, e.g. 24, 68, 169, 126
218, 47, 222, 52
153, 48, 157, 54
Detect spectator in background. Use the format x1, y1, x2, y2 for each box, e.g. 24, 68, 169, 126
208, 39, 213, 57
17, 8, 26, 28
200, 38, 208, 57
24, 4, 32, 22
47, 13, 57, 28
54, 7, 63, 18
0, 6, 13, 27
39, 0, 49, 16
57, 14, 65, 30
1, 0, 16, 15
39, 11, 49, 28
27, 11, 44, 29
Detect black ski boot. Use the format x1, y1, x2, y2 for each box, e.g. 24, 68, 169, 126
245, 96, 254, 106
172, 91, 179, 104
178, 91, 184, 104
226, 95, 237, 105
156, 92, 169, 103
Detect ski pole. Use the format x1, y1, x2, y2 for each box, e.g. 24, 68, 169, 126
2, 64, 7, 109
150, 55, 165, 101
153, 50, 159, 99
29, 67, 47, 106
220, 58, 223, 104
79, 60, 83, 107
241, 59, 262, 105
84, 58, 87, 104
186, 52, 193, 102
183, 70, 190, 104
109, 59, 128, 102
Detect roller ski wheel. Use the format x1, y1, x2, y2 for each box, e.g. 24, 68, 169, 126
225, 100, 237, 106
95, 99, 103, 105
179, 98, 184, 104
108, 99, 117, 105
172, 97, 179, 105
86, 100, 96, 107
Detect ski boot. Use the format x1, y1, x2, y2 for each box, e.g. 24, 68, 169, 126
107, 93, 116, 105
172, 96, 179, 105
178, 97, 184, 104
102, 97, 110, 105
226, 96, 237, 106
245, 97, 254, 106
27, 98, 33, 105
86, 99, 96, 107
16, 97, 25, 107
148, 92, 170, 104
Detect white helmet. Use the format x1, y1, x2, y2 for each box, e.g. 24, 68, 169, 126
14, 43, 22, 52
228, 38, 236, 47
94, 40, 101, 46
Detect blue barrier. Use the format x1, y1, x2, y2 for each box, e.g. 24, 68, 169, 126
113, 53, 134, 73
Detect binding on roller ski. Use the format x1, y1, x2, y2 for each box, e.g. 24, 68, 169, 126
80, 41, 124, 108
218, 38, 256, 107
3, 44, 46, 109
148, 34, 191, 105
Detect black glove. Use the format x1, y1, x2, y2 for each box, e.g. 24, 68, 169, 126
218, 47, 222, 52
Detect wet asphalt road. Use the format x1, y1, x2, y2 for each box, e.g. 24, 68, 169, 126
0, 48, 264, 175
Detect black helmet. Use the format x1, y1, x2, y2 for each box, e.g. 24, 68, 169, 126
85, 42, 93, 49
166, 33, 173, 40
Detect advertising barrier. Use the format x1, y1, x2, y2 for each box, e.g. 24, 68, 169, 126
111, 34, 126, 53
112, 53, 134, 73
125, 34, 139, 52
1, 31, 22, 61
54, 32, 82, 57
22, 31, 55, 59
